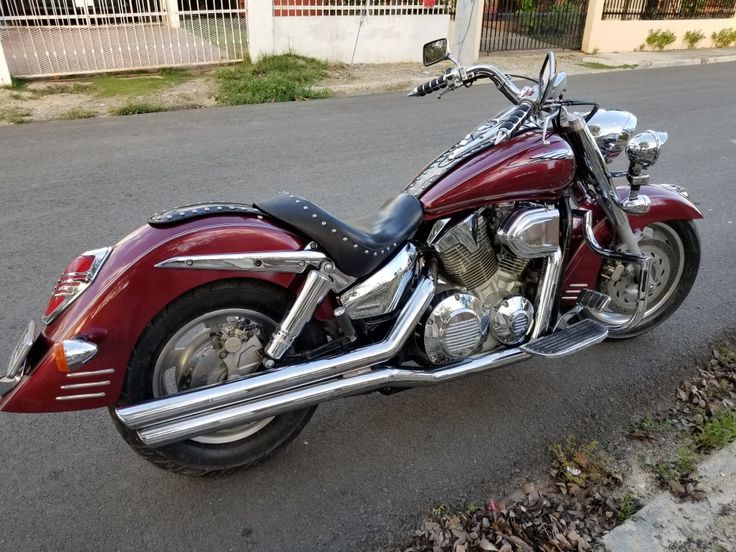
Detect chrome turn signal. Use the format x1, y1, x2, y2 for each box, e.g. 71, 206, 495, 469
54, 339, 98, 373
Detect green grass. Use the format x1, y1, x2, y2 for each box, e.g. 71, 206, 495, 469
578, 61, 638, 70
677, 446, 697, 474
617, 491, 640, 521
57, 108, 98, 120
92, 69, 189, 97
694, 410, 736, 452
216, 53, 332, 106
0, 107, 32, 124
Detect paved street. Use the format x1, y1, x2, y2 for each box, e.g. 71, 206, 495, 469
1, 62, 734, 552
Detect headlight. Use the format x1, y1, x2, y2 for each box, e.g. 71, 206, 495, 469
626, 130, 668, 169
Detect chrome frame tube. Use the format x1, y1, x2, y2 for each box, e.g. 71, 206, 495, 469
137, 347, 530, 447
530, 248, 562, 339
115, 277, 436, 430
576, 209, 652, 332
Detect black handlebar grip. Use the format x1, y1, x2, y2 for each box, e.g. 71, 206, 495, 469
498, 101, 534, 133
410, 74, 448, 97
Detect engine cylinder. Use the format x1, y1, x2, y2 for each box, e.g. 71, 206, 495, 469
434, 214, 497, 290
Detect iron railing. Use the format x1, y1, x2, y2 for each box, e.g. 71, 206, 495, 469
602, 0, 736, 20
480, 0, 587, 52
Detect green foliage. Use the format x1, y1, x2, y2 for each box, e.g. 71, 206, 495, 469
676, 446, 696, 474
711, 28, 736, 48
694, 410, 736, 452
652, 461, 677, 484
0, 106, 32, 124
646, 29, 677, 50
216, 53, 332, 106
616, 491, 640, 521
57, 108, 97, 120
684, 30, 705, 49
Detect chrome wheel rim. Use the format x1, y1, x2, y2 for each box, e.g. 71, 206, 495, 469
592, 223, 685, 326
152, 308, 275, 445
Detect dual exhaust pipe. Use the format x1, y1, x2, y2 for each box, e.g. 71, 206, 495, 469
116, 276, 530, 447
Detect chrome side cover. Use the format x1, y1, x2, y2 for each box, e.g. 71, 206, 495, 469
340, 244, 417, 320
496, 207, 560, 259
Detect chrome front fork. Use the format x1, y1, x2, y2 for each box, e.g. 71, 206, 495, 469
559, 108, 652, 332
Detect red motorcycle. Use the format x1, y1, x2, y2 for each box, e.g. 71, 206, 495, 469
2, 41, 701, 476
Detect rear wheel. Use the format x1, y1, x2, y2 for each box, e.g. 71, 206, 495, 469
110, 280, 323, 476
590, 220, 700, 339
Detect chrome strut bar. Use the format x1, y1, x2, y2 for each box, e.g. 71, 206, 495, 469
575, 209, 652, 332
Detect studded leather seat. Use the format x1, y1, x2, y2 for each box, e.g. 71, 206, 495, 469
256, 192, 424, 278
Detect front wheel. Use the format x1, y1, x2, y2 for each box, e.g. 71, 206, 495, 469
110, 280, 324, 476
590, 220, 700, 339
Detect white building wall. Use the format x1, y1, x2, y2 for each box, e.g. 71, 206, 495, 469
271, 15, 451, 64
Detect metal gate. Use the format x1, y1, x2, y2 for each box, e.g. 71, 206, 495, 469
0, 0, 247, 78
480, 0, 587, 52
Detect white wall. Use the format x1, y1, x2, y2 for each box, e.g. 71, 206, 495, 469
0, 40, 11, 86
270, 15, 451, 64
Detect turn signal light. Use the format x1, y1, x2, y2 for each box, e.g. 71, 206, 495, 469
42, 248, 112, 325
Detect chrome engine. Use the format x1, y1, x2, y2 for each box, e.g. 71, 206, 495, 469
421, 207, 559, 364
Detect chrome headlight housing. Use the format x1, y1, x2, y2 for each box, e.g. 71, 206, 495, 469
587, 109, 638, 163
625, 130, 669, 170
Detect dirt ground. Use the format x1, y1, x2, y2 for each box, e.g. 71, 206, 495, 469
0, 51, 597, 125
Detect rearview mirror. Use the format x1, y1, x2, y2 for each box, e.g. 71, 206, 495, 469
423, 38, 449, 67
538, 51, 558, 103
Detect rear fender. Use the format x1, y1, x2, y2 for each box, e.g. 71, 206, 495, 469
561, 184, 703, 304
1, 215, 329, 413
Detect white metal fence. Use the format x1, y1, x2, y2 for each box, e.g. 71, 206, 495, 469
272, 0, 451, 17
0, 0, 247, 78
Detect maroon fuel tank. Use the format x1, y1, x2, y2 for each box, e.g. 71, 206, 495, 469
417, 130, 575, 219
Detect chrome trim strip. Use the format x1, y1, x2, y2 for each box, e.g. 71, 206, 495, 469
60, 380, 111, 390
116, 276, 437, 430
55, 392, 106, 401
137, 347, 529, 447
66, 368, 115, 379
155, 251, 327, 274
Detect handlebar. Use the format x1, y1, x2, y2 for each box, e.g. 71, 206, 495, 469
408, 72, 449, 97
408, 64, 526, 104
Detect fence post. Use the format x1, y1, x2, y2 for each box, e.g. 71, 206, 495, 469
0, 40, 10, 86
452, 0, 483, 65
581, 0, 605, 53
166, 0, 180, 28
247, 0, 275, 62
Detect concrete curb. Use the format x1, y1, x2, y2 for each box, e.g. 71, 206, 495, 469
584, 53, 736, 70
602, 441, 736, 551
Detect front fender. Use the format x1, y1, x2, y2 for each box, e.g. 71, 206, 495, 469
1, 215, 309, 413
561, 183, 703, 303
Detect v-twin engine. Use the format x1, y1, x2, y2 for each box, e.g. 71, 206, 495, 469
421, 207, 558, 364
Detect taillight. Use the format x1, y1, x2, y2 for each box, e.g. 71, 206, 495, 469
42, 247, 112, 325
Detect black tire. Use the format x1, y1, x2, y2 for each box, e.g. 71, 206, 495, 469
109, 279, 324, 477
601, 220, 700, 339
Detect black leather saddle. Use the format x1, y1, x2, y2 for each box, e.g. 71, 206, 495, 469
256, 191, 424, 278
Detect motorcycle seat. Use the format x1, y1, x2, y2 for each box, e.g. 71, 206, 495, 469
256, 191, 424, 278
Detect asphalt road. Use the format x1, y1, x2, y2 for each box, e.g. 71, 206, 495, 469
1, 62, 735, 552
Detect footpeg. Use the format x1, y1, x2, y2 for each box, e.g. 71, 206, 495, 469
576, 289, 611, 312
521, 319, 608, 358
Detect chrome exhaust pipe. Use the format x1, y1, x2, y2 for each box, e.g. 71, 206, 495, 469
138, 347, 530, 447
116, 276, 436, 430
